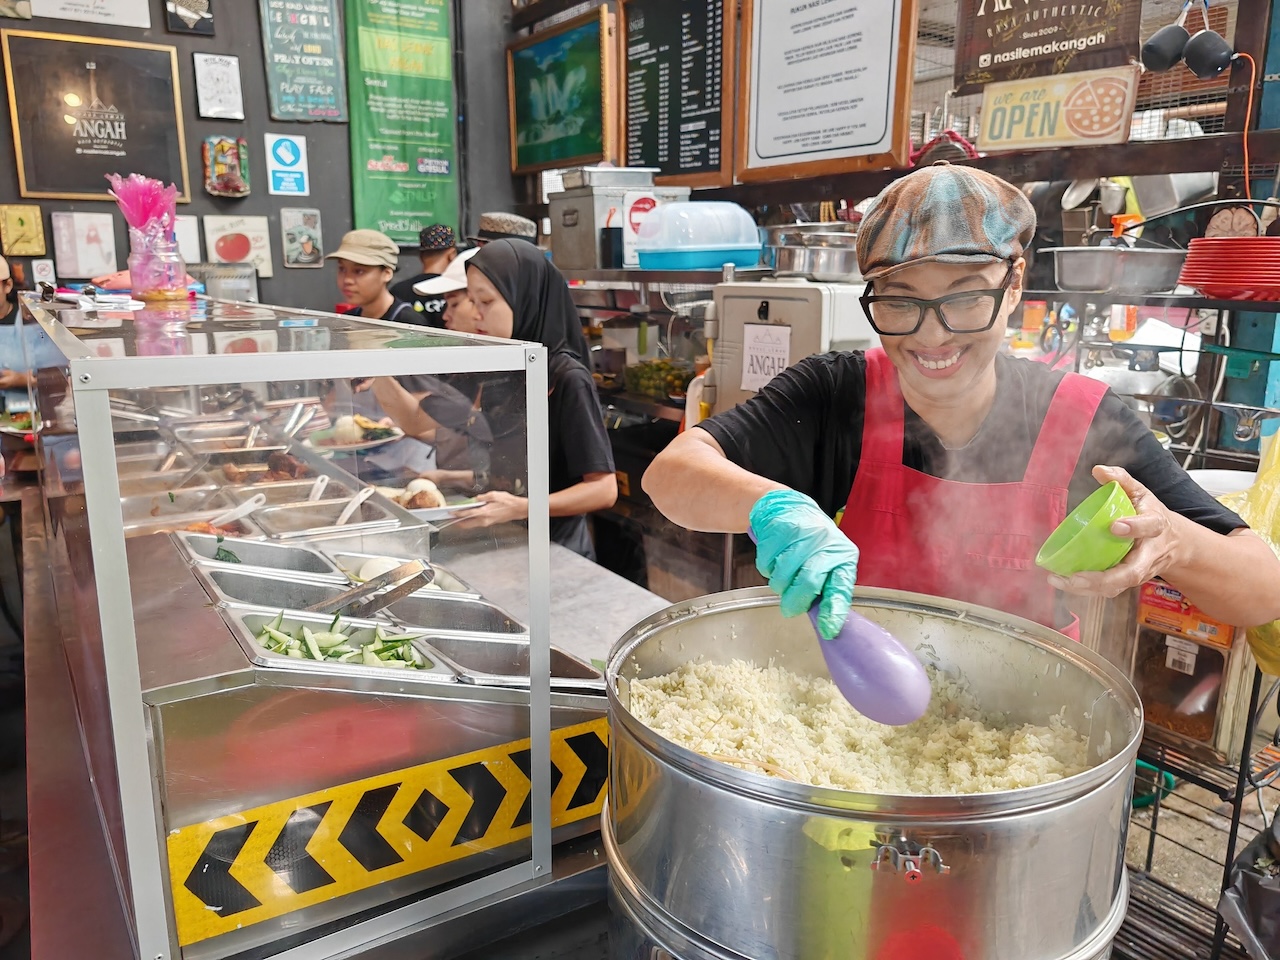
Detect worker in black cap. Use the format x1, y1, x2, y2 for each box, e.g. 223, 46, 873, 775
389, 224, 458, 326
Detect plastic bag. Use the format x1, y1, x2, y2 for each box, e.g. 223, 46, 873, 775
1218, 821, 1280, 959
1223, 436, 1280, 675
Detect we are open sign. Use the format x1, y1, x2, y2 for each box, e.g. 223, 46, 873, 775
977, 65, 1140, 153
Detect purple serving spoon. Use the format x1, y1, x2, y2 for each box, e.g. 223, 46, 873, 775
750, 530, 931, 725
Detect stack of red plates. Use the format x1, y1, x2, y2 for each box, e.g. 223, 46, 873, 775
1179, 237, 1280, 301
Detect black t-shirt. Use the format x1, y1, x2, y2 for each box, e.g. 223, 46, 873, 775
389, 274, 447, 327
347, 299, 418, 324
417, 356, 615, 558
699, 352, 1245, 535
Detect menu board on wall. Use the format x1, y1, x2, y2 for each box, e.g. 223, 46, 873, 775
737, 0, 916, 180
347, 0, 458, 245
953, 0, 1141, 96
622, 0, 732, 186
258, 0, 347, 122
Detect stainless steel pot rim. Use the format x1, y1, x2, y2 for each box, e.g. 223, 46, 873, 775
607, 586, 1143, 818
604, 798, 1132, 960
1040, 246, 1188, 258
781, 232, 860, 248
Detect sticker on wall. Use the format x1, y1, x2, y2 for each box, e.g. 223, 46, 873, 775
204, 216, 273, 277
29, 0, 149, 28
166, 0, 212, 35
265, 134, 310, 197
211, 330, 278, 354
193, 52, 243, 120
173, 216, 202, 265
202, 137, 250, 199
50, 211, 117, 279
31, 259, 55, 287
0, 205, 45, 257
280, 208, 323, 269
0, 2, 31, 19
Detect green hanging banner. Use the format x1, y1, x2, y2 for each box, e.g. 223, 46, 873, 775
347, 0, 459, 245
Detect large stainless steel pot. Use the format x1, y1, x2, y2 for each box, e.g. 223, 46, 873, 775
762, 221, 857, 268
606, 587, 1142, 960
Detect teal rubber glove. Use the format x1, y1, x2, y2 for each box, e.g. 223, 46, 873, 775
748, 489, 859, 641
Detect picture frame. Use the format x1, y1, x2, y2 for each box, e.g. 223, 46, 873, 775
166, 0, 213, 36
193, 52, 243, 120
1, 30, 190, 201
506, 5, 616, 175
734, 0, 917, 182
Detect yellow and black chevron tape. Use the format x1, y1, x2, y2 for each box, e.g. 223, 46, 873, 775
168, 717, 609, 947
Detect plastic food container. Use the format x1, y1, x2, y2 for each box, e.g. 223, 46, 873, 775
636, 202, 762, 270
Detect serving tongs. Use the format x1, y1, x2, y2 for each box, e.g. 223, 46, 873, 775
303, 560, 435, 619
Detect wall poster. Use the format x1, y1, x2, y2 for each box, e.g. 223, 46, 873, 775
0, 204, 45, 257
29, 0, 149, 28
977, 65, 1140, 153
507, 5, 616, 174
736, 0, 916, 180
258, 0, 346, 122
204, 215, 273, 277
954, 0, 1141, 96
1, 31, 190, 201
280, 208, 323, 268
193, 52, 244, 120
347, 0, 459, 245
50, 210, 117, 279
166, 0, 213, 35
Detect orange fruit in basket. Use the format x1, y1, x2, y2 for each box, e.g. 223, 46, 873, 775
1063, 77, 1131, 140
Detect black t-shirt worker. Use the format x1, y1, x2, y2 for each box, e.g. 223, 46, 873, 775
389, 224, 458, 326
644, 163, 1280, 643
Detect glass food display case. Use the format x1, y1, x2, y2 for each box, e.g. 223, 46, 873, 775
19, 295, 607, 960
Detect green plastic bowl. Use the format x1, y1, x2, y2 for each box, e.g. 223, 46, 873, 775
1035, 481, 1136, 577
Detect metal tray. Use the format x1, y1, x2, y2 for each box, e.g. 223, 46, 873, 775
179, 436, 290, 464
196, 566, 361, 613
117, 475, 217, 498
252, 500, 401, 541
116, 445, 197, 477
423, 634, 603, 692
173, 423, 253, 441
224, 480, 354, 507
215, 460, 314, 485
120, 488, 231, 523
385, 593, 526, 635
175, 532, 343, 579
221, 604, 459, 681
123, 513, 262, 540
329, 552, 478, 596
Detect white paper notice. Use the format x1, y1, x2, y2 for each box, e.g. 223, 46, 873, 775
30, 0, 150, 28
748, 0, 900, 168
173, 216, 202, 265
193, 53, 245, 121
50, 211, 117, 279
741, 323, 791, 392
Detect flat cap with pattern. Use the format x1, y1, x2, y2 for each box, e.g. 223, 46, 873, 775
855, 162, 1037, 282
468, 212, 538, 244
418, 224, 456, 252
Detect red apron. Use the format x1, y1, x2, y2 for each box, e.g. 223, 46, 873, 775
839, 349, 1107, 636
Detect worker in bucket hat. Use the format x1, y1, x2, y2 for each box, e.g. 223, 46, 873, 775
643, 162, 1280, 642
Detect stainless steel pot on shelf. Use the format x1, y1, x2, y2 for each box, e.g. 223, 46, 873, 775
605, 587, 1142, 960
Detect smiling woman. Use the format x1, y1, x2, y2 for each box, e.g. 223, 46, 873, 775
643, 163, 1280, 643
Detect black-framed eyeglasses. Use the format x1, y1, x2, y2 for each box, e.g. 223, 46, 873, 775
859, 262, 1016, 336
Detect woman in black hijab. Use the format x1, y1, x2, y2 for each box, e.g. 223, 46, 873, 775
454, 240, 616, 558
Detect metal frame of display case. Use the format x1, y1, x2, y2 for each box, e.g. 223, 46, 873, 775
22, 296, 554, 960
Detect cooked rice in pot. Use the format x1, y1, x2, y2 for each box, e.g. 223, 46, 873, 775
629, 659, 1089, 795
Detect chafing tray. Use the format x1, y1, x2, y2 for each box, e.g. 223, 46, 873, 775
122, 514, 262, 540
329, 552, 478, 596
174, 532, 343, 580
422, 634, 603, 692
117, 473, 219, 497
194, 566, 365, 613
224, 480, 354, 507
385, 593, 526, 635
215, 460, 314, 485
120, 489, 230, 523
221, 604, 460, 682
251, 499, 401, 540
178, 436, 290, 464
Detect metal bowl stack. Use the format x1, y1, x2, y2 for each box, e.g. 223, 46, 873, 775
763, 221, 860, 282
